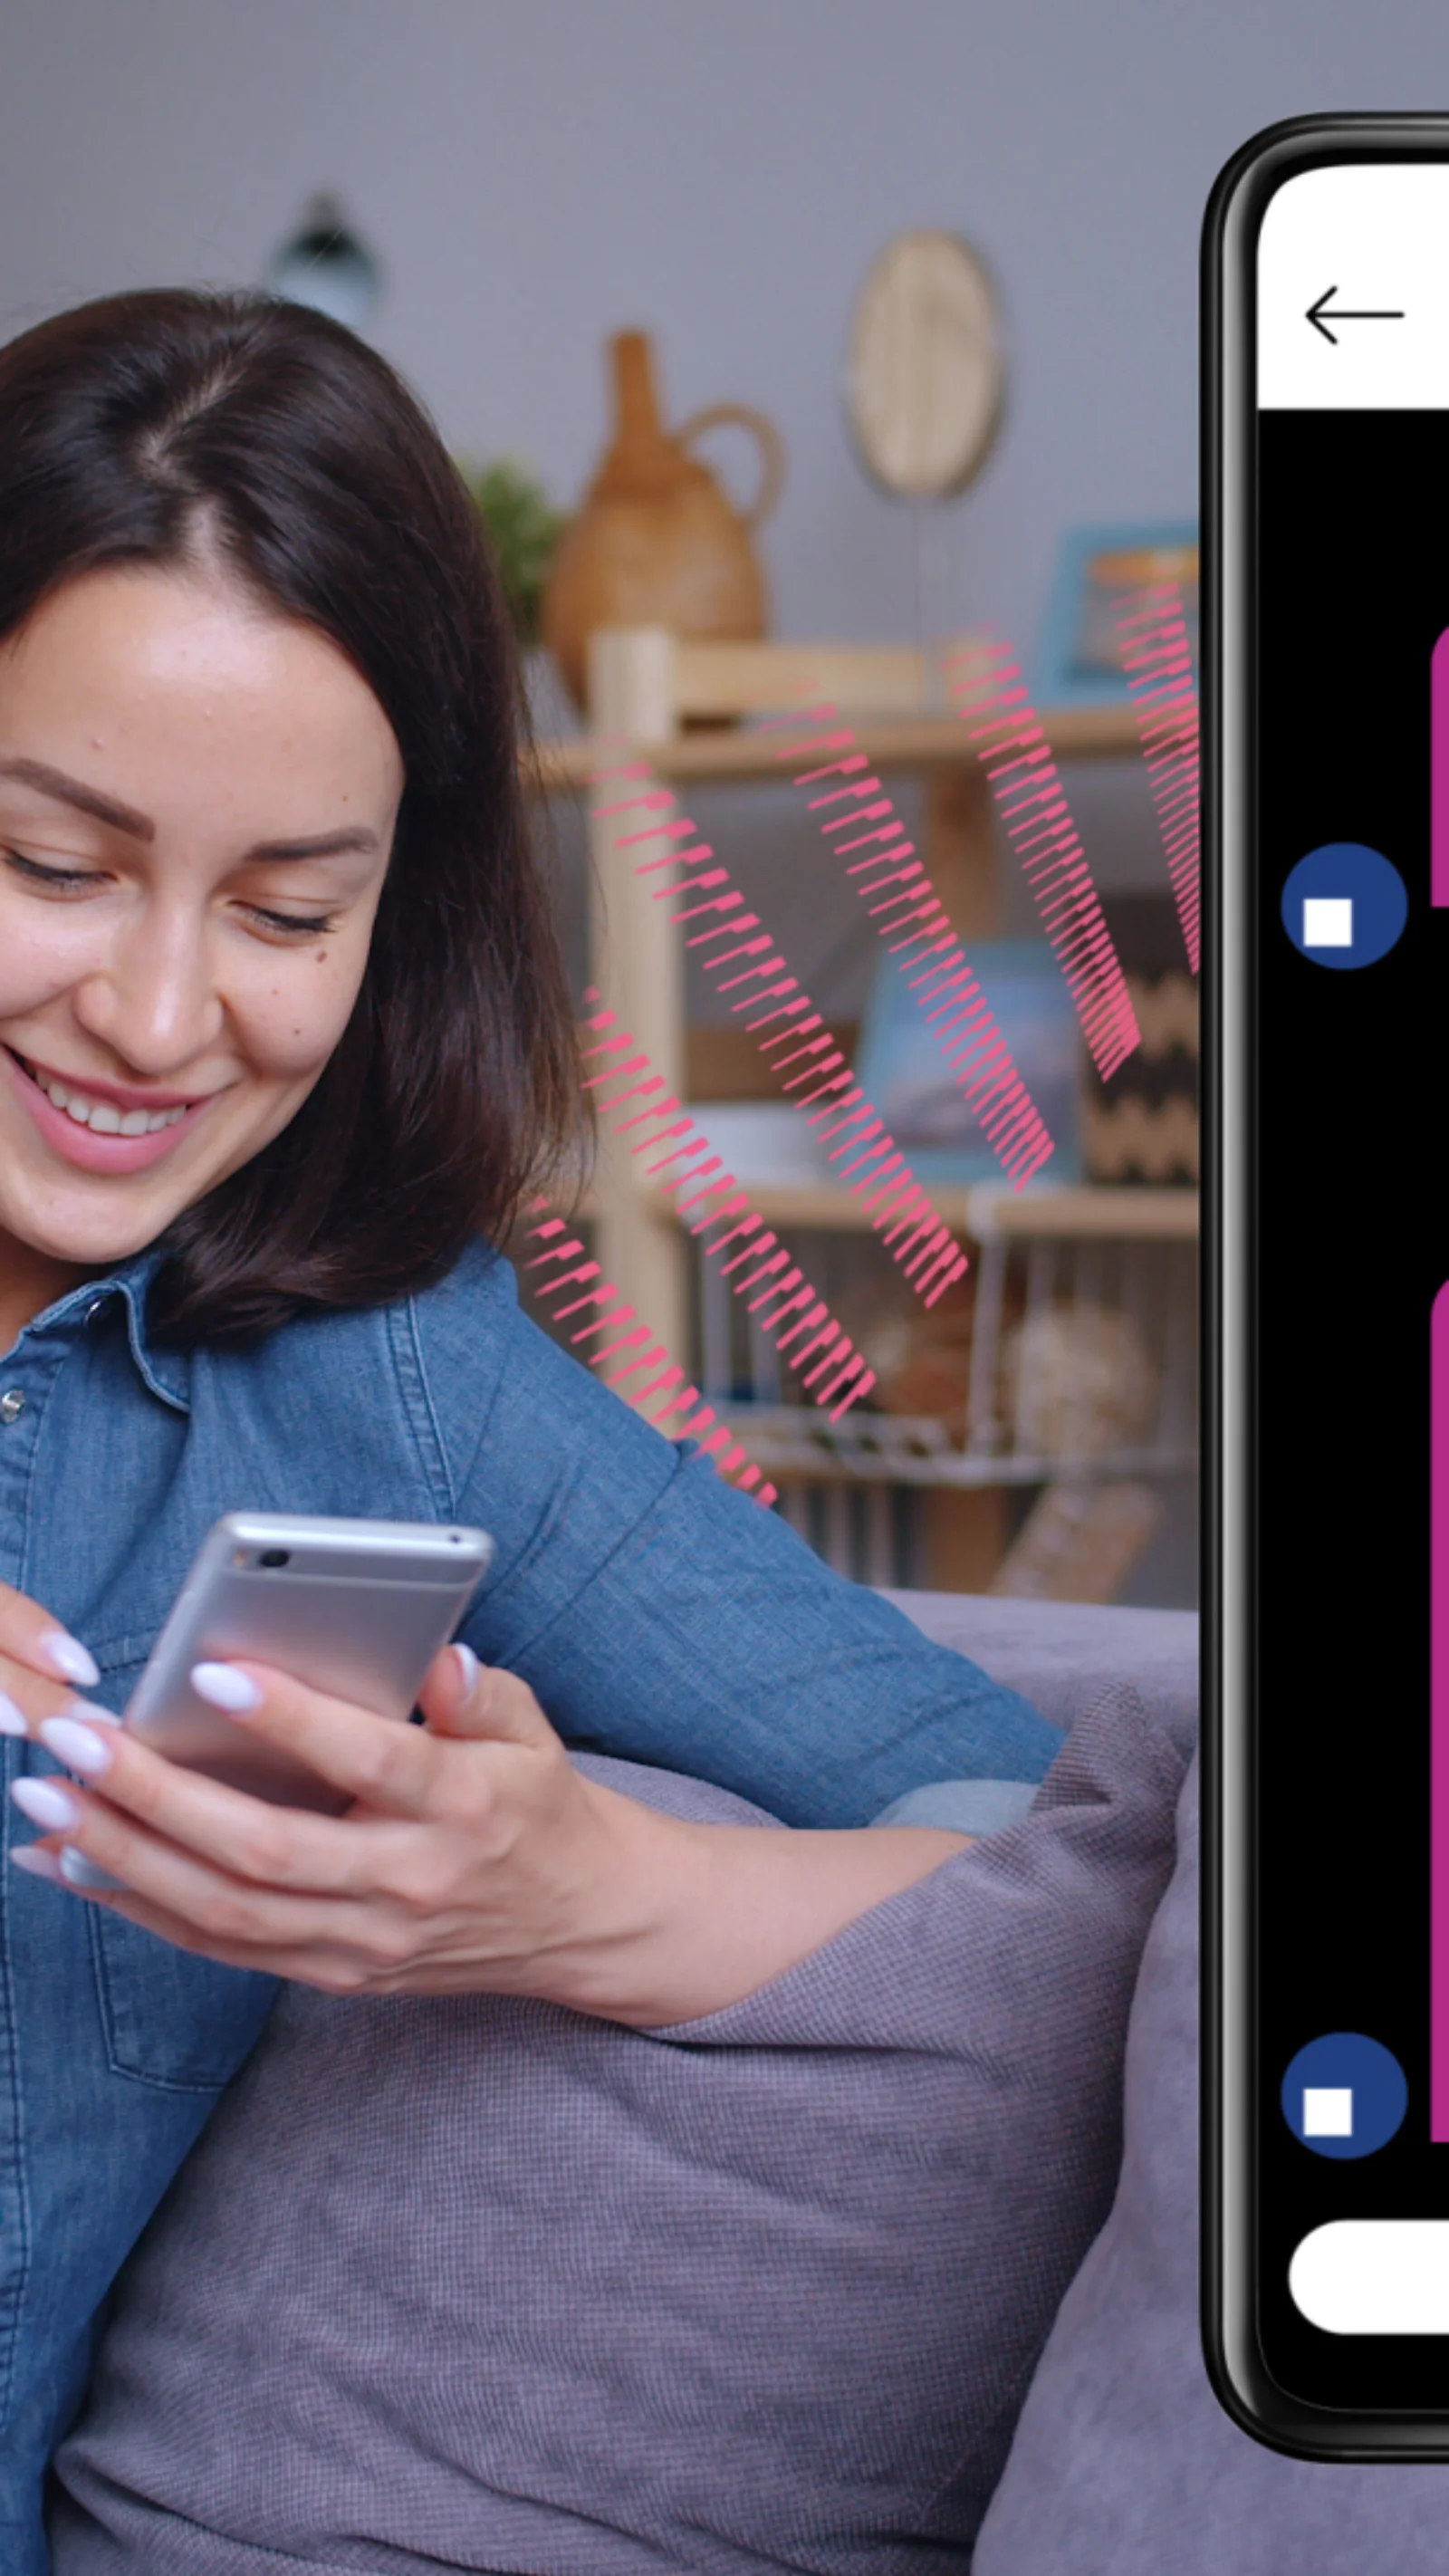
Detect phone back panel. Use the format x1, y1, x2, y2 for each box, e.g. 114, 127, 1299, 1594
124, 1514, 494, 1812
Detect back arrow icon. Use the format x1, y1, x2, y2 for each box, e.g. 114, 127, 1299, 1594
1307, 286, 1406, 344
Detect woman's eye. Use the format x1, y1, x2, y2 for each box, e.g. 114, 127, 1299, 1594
3, 849, 100, 890
3, 850, 335, 936
244, 906, 338, 937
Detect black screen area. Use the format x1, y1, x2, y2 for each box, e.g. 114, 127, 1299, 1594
1255, 409, 1449, 2411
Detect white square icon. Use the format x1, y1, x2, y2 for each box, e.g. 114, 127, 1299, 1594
1303, 897, 1354, 948
1303, 2087, 1354, 2138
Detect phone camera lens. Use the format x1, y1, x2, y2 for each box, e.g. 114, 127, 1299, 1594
258, 1548, 290, 1568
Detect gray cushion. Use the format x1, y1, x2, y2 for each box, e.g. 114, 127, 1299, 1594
52, 1685, 1187, 2576
973, 1755, 1449, 2575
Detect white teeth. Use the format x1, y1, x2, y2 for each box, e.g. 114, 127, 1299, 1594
33, 1068, 187, 1135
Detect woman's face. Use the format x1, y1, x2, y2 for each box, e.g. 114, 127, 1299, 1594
0, 562, 404, 1289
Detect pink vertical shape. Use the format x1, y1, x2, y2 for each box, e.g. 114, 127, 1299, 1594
1434, 1284, 1449, 2136
1434, 632, 1449, 908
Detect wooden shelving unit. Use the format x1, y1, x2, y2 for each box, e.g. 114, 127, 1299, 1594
651, 1181, 1197, 1243
525, 630, 1197, 1593
527, 700, 1145, 795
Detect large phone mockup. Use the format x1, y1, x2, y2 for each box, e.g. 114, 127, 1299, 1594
1207, 113, 1449, 2456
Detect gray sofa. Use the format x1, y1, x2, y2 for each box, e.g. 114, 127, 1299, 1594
52, 1583, 1205, 2576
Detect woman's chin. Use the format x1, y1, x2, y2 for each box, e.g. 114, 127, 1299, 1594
0, 1155, 201, 1273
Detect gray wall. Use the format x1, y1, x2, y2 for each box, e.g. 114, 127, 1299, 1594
2, 0, 1444, 651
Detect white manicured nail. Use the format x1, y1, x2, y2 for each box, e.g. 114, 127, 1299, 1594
39, 1716, 112, 1776
451, 1642, 479, 1693
9, 1844, 64, 1882
40, 1631, 100, 1688
10, 1777, 79, 1831
190, 1662, 262, 1713
59, 1847, 123, 1891
0, 1692, 27, 1737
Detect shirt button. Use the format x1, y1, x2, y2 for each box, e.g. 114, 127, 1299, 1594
0, 1390, 24, 1423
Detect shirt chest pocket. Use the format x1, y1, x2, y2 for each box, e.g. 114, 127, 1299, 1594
82, 1649, 279, 2093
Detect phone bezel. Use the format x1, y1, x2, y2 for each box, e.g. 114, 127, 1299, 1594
1204, 110, 1449, 2457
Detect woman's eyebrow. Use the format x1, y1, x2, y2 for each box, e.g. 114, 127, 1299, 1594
245, 827, 380, 860
0, 759, 379, 860
0, 755, 155, 840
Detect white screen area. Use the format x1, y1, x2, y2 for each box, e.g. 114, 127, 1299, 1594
1258, 163, 1449, 410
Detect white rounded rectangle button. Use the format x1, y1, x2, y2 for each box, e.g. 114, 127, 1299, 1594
1291, 2223, 1449, 2334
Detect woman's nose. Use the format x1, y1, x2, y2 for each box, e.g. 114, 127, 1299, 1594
70, 908, 224, 1074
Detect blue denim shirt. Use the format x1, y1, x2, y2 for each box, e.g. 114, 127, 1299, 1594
0, 1231, 1061, 2571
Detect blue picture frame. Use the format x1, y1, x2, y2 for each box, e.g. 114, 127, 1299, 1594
1032, 520, 1198, 708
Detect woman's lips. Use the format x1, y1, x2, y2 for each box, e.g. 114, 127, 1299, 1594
2, 1047, 210, 1175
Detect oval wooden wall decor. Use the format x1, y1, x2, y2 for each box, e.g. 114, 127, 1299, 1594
845, 230, 1005, 499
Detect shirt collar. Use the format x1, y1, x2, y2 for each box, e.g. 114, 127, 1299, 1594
25, 1244, 191, 1413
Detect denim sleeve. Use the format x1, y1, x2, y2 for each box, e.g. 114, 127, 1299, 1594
420, 1259, 1063, 1830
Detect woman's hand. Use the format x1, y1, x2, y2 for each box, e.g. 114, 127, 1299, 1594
9, 1645, 648, 2001
0, 1577, 104, 1725
8, 1648, 975, 2026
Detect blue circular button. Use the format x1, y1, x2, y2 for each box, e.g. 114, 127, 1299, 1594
1281, 843, 1407, 969
1281, 2033, 1408, 2158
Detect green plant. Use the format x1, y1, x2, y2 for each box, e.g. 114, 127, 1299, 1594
456, 455, 568, 649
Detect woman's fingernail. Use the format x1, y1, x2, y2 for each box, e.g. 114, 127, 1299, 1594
190, 1662, 262, 1713
9, 1843, 64, 1883
10, 1777, 79, 1831
451, 1642, 479, 1693
40, 1631, 100, 1688
39, 1716, 113, 1776
0, 1691, 28, 1737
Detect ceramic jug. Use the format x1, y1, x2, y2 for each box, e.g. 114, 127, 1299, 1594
542, 329, 785, 712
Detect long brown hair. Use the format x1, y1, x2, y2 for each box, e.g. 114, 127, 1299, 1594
0, 287, 583, 1341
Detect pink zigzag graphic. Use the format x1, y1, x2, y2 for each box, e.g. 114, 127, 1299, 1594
523, 1202, 778, 1505
590, 751, 968, 1309
576, 994, 877, 1423
943, 639, 1141, 1077
1114, 583, 1202, 975
763, 707, 1057, 1188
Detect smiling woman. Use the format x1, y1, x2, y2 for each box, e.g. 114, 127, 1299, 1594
0, 569, 402, 1316
0, 289, 580, 1347
0, 290, 1067, 2576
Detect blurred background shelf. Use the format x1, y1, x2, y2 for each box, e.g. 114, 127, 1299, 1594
519, 629, 1198, 1607
527, 697, 1145, 795
640, 1181, 1197, 1241
699, 1410, 1198, 1489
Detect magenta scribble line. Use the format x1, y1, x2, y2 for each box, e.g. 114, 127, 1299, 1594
942, 639, 1141, 1076
570, 993, 877, 1424
589, 751, 969, 1308
1429, 631, 1449, 911
1115, 584, 1202, 974
523, 1198, 778, 1505
1433, 1285, 1449, 2137
759, 706, 1056, 1191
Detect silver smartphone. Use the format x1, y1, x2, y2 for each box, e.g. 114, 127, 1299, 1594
62, 1515, 494, 1888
